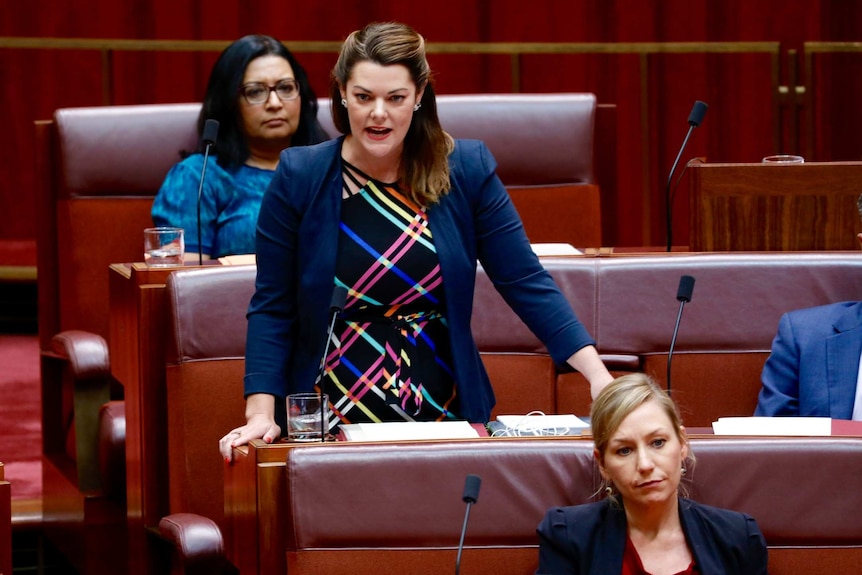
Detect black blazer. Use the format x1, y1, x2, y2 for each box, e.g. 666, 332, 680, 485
536, 498, 768, 575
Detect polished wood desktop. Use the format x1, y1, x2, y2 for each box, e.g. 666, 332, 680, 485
689, 160, 862, 251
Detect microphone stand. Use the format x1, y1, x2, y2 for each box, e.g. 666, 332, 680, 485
455, 502, 474, 575
665, 101, 708, 252
455, 474, 481, 575
667, 299, 686, 397
318, 286, 348, 442
667, 275, 695, 396
665, 125, 696, 252
196, 119, 219, 265
319, 308, 340, 442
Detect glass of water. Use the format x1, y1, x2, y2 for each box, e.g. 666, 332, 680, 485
287, 393, 329, 442
144, 227, 184, 267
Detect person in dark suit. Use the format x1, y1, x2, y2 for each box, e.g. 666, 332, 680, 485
755, 301, 862, 418
219, 22, 613, 460
755, 193, 862, 418
536, 374, 768, 575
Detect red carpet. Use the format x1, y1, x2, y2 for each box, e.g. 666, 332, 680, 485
0, 334, 42, 499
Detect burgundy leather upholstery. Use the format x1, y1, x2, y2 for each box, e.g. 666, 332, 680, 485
163, 435, 862, 574
48, 330, 112, 491
163, 267, 256, 529
158, 513, 229, 575
279, 437, 862, 575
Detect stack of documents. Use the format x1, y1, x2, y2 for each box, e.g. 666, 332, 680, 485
712, 416, 832, 436
530, 243, 582, 256
493, 414, 589, 437
338, 420, 481, 442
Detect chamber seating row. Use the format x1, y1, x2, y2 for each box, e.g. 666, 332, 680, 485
34, 94, 612, 574
162, 435, 862, 575
149, 249, 862, 556
476, 251, 862, 427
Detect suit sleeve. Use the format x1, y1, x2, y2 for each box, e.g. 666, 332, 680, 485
244, 151, 303, 398
755, 312, 801, 416
536, 508, 580, 575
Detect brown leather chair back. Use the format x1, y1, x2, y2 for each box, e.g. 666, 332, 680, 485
319, 93, 604, 248
164, 265, 257, 528
37, 104, 200, 343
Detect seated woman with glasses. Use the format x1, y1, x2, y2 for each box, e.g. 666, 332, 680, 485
152, 34, 329, 260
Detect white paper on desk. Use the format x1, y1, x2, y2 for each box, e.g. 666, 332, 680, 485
530, 243, 582, 256
712, 416, 832, 436
497, 414, 590, 432
218, 253, 256, 265
339, 420, 480, 442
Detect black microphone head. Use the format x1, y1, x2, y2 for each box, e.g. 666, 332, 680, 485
202, 119, 219, 146
462, 474, 481, 504
330, 286, 348, 312
687, 101, 708, 127
676, 275, 695, 303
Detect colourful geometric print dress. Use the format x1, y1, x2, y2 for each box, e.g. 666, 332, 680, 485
320, 160, 460, 429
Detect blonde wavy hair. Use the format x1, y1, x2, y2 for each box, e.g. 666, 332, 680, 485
590, 373, 695, 503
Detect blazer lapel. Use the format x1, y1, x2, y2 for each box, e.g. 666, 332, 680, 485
591, 502, 628, 575
679, 499, 723, 575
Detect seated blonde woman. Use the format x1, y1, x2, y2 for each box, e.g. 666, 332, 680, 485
536, 373, 768, 575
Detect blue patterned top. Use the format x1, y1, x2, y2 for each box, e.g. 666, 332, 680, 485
151, 154, 274, 258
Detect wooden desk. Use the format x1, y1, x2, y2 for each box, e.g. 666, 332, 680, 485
109, 263, 177, 527
689, 160, 862, 251
111, 261, 234, 574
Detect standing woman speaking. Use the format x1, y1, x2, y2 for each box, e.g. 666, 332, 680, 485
220, 22, 613, 459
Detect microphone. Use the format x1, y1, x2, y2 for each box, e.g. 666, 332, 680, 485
667, 275, 695, 396
318, 285, 348, 442
196, 119, 219, 265
455, 474, 481, 575
665, 100, 708, 252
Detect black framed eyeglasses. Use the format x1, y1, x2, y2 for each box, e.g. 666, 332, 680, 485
239, 79, 300, 105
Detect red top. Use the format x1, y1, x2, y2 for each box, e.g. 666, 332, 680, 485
622, 535, 699, 575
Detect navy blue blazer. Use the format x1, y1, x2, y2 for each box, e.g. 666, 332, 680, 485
244, 137, 595, 423
536, 498, 768, 575
755, 301, 862, 418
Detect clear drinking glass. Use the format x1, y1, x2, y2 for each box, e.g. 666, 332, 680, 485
143, 227, 184, 267
287, 393, 329, 442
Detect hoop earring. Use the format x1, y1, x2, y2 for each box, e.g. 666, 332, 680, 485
413, 102, 422, 112
681, 465, 687, 476
341, 98, 347, 108
604, 485, 613, 496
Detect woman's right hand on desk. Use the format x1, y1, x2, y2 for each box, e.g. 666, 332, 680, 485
219, 395, 281, 463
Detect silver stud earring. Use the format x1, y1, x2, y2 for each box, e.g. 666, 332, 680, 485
341, 98, 347, 108
413, 102, 422, 112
